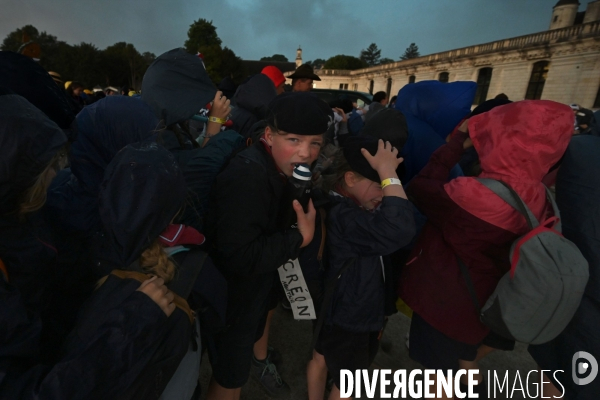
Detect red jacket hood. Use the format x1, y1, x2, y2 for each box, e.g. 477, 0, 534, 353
445, 101, 573, 233
470, 100, 573, 184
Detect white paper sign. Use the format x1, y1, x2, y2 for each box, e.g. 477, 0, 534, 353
277, 258, 316, 320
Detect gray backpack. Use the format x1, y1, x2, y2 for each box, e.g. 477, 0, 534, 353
459, 179, 589, 345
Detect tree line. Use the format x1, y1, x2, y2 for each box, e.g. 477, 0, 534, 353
1, 25, 155, 90
307, 42, 421, 71
1, 20, 246, 90
1, 21, 422, 88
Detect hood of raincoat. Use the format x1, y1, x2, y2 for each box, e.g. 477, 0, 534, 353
395, 80, 476, 140
98, 142, 186, 268
71, 96, 159, 194
232, 74, 277, 117
45, 96, 159, 233
141, 48, 217, 126
394, 80, 476, 182
0, 52, 75, 133
0, 92, 67, 213
445, 100, 574, 233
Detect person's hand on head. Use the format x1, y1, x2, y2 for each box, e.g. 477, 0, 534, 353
361, 139, 404, 178
137, 276, 176, 317
293, 199, 316, 248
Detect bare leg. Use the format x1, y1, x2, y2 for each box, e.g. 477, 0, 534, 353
206, 378, 241, 400
458, 345, 496, 384
253, 309, 275, 360
307, 350, 328, 400
540, 371, 564, 398
328, 384, 347, 400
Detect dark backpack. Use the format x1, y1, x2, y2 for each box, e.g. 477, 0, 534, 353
103, 249, 207, 399
459, 179, 589, 345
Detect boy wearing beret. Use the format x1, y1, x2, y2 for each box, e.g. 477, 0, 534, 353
206, 92, 332, 399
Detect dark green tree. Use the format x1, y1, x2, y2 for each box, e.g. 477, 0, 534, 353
1, 25, 71, 75
323, 55, 367, 70
141, 52, 156, 66
183, 19, 245, 83
68, 43, 104, 86
101, 42, 147, 89
218, 46, 246, 83
360, 43, 381, 66
260, 54, 288, 62
312, 58, 326, 68
400, 43, 420, 60
379, 57, 395, 65
184, 19, 222, 53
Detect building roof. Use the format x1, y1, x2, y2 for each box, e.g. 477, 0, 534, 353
554, 0, 579, 8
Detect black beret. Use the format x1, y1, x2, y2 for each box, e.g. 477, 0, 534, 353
342, 136, 381, 183
361, 108, 409, 151
469, 99, 512, 117
267, 92, 333, 135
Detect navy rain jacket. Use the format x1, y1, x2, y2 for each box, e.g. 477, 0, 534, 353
325, 194, 415, 332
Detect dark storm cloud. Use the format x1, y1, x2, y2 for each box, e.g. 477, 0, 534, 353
0, 0, 594, 62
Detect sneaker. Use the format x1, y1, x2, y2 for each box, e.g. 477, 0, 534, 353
326, 375, 334, 391
281, 298, 292, 310
251, 356, 291, 398
267, 346, 282, 370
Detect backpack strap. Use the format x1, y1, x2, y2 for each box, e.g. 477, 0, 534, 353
477, 178, 539, 229
317, 208, 327, 262
168, 249, 208, 300
108, 270, 195, 324
544, 186, 562, 233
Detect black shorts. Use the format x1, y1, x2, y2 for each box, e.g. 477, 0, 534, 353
210, 274, 273, 388
315, 324, 380, 390
409, 313, 514, 371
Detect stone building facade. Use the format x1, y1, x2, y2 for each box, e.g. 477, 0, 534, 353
308, 0, 600, 108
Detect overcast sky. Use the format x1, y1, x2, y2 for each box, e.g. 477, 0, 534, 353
1, 0, 594, 62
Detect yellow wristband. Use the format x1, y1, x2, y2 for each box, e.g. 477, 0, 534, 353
208, 116, 227, 124
381, 178, 402, 189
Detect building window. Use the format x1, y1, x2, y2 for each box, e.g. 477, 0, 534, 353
525, 61, 549, 100
439, 72, 449, 83
408, 75, 416, 84
369, 80, 374, 94
339, 83, 348, 90
353, 83, 358, 91
473, 68, 493, 105
554, 16, 559, 23
386, 78, 392, 98
594, 85, 600, 108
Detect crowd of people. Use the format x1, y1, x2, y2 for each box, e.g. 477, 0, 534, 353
0, 46, 599, 400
